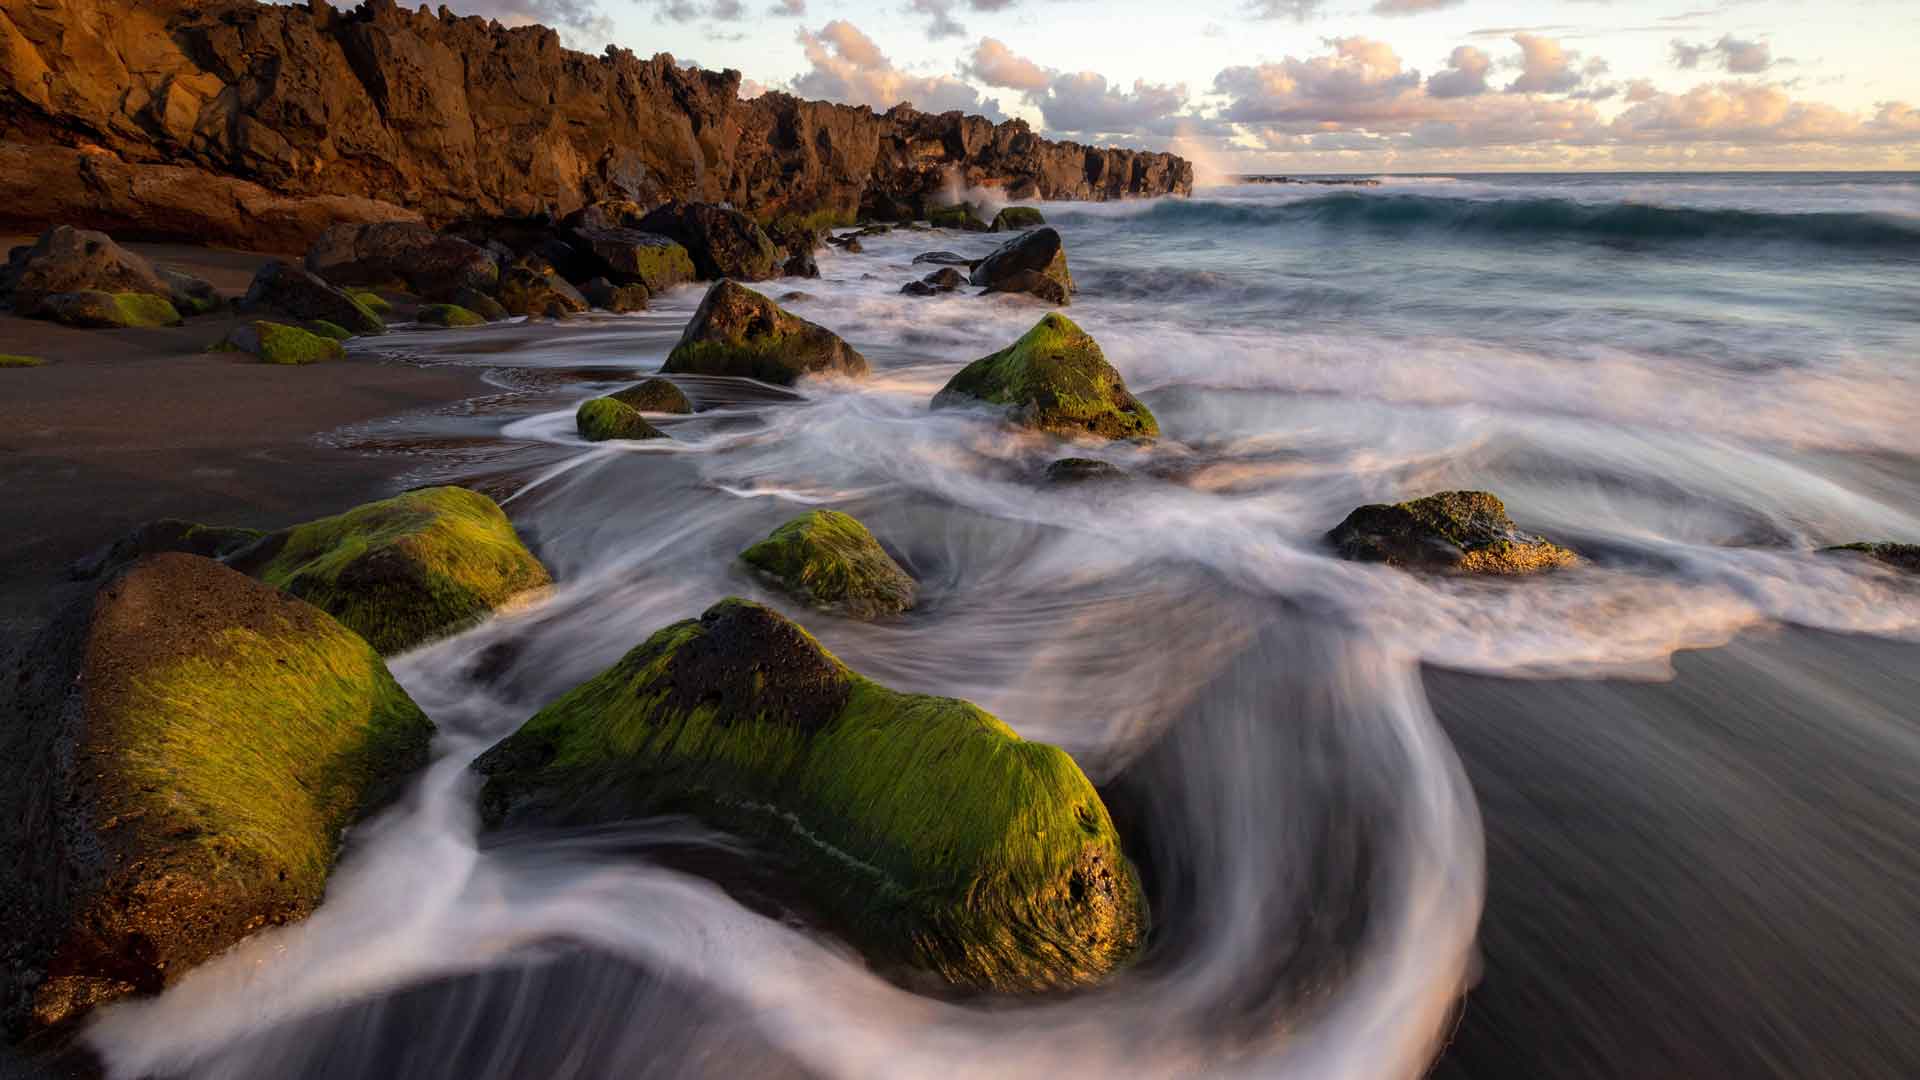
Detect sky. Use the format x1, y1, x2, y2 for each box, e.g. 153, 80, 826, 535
438, 0, 1920, 172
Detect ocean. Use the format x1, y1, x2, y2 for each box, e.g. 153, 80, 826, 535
79, 172, 1920, 1078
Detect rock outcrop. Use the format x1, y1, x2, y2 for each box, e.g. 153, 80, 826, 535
0, 0, 1191, 251
1326, 490, 1578, 575
0, 554, 434, 1038
663, 280, 869, 385
741, 510, 917, 619
473, 598, 1146, 992
933, 314, 1159, 440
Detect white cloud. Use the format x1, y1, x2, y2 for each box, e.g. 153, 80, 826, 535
1372, 0, 1465, 16
1428, 45, 1491, 99
788, 20, 1004, 118
964, 38, 1052, 93
1671, 35, 1774, 74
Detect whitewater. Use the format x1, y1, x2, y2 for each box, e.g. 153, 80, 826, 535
82, 172, 1920, 1079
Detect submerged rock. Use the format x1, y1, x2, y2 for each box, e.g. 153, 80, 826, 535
663, 280, 869, 385
5, 225, 170, 316
228, 487, 551, 654
902, 267, 966, 296
636, 202, 781, 282
304, 221, 497, 301
991, 206, 1046, 232
1044, 457, 1126, 485
610, 377, 693, 414
1824, 542, 1920, 574
37, 290, 182, 329
1326, 490, 1579, 575
932, 313, 1159, 440
473, 598, 1146, 992
0, 554, 434, 1037
912, 250, 976, 268
928, 203, 988, 231
416, 303, 487, 328
241, 261, 386, 335
576, 396, 668, 442
782, 249, 820, 279
741, 510, 917, 619
969, 227, 1074, 305
219, 320, 346, 365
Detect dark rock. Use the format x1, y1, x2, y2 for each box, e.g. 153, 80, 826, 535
635, 202, 781, 281
0, 554, 434, 1038
777, 291, 815, 303
991, 206, 1046, 232
240, 261, 387, 335
498, 264, 589, 318
580, 277, 649, 313
1044, 457, 1126, 484
932, 313, 1157, 440
36, 290, 182, 329
900, 280, 937, 297
5, 226, 169, 316
69, 519, 266, 581
609, 377, 693, 414
901, 268, 964, 297
782, 250, 820, 279
304, 221, 497, 300
970, 227, 1074, 306
416, 303, 487, 328
912, 251, 976, 268
663, 280, 868, 384
450, 287, 509, 321
567, 226, 695, 293
929, 203, 988, 231
1824, 542, 1920, 574
1326, 490, 1579, 575
576, 397, 668, 441
157, 267, 222, 315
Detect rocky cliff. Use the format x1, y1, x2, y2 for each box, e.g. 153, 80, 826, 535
0, 0, 1192, 252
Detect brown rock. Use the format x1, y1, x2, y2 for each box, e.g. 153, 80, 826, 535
663, 280, 868, 384
304, 222, 498, 301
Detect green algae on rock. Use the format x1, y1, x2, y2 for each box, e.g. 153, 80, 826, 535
932, 313, 1159, 441
576, 396, 668, 442
609, 377, 693, 414
349, 289, 393, 316
219, 320, 346, 365
39, 290, 183, 328
741, 510, 917, 618
928, 203, 988, 231
663, 280, 869, 385
1326, 490, 1579, 575
230, 486, 551, 654
991, 206, 1047, 232
0, 554, 434, 1037
0, 353, 47, 367
303, 319, 355, 341
1824, 542, 1920, 574
473, 598, 1146, 992
417, 303, 487, 328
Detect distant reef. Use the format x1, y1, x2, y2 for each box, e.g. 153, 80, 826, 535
0, 0, 1193, 251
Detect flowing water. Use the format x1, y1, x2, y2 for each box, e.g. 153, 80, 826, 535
82, 172, 1920, 1078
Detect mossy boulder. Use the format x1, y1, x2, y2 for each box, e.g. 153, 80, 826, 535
663, 280, 869, 385
0, 354, 46, 368
0, 554, 434, 1037
38, 290, 183, 328
929, 203, 988, 231
636, 201, 781, 282
1824, 542, 1920, 574
220, 320, 346, 365
991, 206, 1047, 232
932, 313, 1159, 441
349, 289, 393, 316
580, 276, 650, 313
450, 287, 509, 322
5, 225, 171, 316
576, 396, 668, 442
303, 319, 355, 341
741, 510, 917, 619
472, 598, 1146, 992
417, 303, 487, 328
498, 264, 588, 318
609, 377, 693, 414
158, 267, 223, 316
1326, 490, 1579, 575
571, 228, 695, 293
229, 487, 551, 654
969, 227, 1074, 306
242, 261, 386, 335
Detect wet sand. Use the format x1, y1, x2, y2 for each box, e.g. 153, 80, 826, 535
0, 239, 491, 638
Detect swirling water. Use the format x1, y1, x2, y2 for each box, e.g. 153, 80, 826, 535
84, 172, 1920, 1078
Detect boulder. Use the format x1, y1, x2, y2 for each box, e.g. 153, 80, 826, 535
472, 598, 1146, 992
303, 319, 354, 341
36, 290, 182, 329
567, 227, 695, 293
241, 261, 386, 336
157, 267, 222, 315
349, 289, 394, 317
1044, 457, 1126, 485
416, 303, 487, 328
580, 277, 649, 313
576, 397, 667, 442
227, 487, 551, 654
219, 320, 346, 365
1325, 491, 1579, 575
609, 377, 693, 414
304, 222, 497, 301
903, 267, 966, 296
783, 250, 820, 279
928, 203, 988, 231
636, 202, 781, 282
932, 313, 1158, 440
991, 206, 1047, 232
969, 227, 1075, 306
741, 510, 917, 619
5, 225, 170, 316
498, 264, 589, 318
0, 554, 434, 1037
1824, 542, 1920, 574
913, 251, 977, 268
70, 519, 266, 581
450, 288, 510, 322
663, 280, 869, 385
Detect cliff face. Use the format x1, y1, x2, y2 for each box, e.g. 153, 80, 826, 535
0, 0, 1192, 251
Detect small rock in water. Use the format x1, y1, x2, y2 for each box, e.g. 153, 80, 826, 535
969, 227, 1074, 306
990, 206, 1046, 232
740, 509, 917, 619
663, 280, 868, 384
1325, 490, 1578, 575
1823, 542, 1920, 574
610, 377, 693, 414
576, 396, 669, 442
1044, 457, 1126, 485
932, 313, 1158, 440
912, 250, 975, 267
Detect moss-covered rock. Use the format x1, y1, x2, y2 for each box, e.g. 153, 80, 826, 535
5, 226, 171, 316
349, 289, 393, 317
473, 598, 1146, 992
576, 396, 668, 442
417, 303, 487, 328
158, 267, 223, 316
1824, 542, 1920, 574
1044, 457, 1126, 485
969, 227, 1074, 305
663, 280, 869, 385
991, 206, 1047, 232
241, 261, 386, 336
0, 353, 47, 367
38, 290, 183, 328
929, 203, 988, 231
0, 554, 434, 1037
636, 201, 781, 282
572, 229, 696, 293
498, 264, 588, 318
932, 313, 1159, 440
1326, 490, 1579, 575
741, 510, 917, 618
229, 487, 551, 654
450, 287, 509, 322
303, 319, 355, 341
219, 320, 346, 365
609, 377, 693, 414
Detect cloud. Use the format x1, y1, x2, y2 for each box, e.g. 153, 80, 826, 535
906, 0, 967, 39
962, 38, 1197, 136
1609, 81, 1909, 144
1507, 33, 1589, 94
1212, 37, 1424, 127
964, 38, 1052, 93
767, 0, 805, 14
1671, 34, 1773, 74
789, 20, 1004, 118
1427, 45, 1491, 98
1245, 0, 1324, 21
1371, 0, 1465, 15
447, 0, 614, 42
